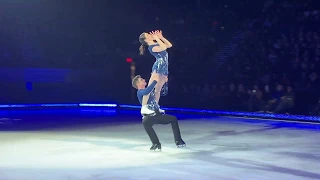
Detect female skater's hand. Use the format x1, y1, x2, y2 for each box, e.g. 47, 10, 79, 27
149, 31, 159, 40
155, 30, 163, 38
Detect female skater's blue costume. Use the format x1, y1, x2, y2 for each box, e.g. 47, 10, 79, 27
148, 43, 169, 96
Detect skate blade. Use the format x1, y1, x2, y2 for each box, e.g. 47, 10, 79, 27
142, 113, 156, 116
176, 144, 186, 148
150, 149, 162, 152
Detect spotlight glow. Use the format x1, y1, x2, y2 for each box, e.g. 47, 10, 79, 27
79, 103, 117, 107
0, 104, 79, 108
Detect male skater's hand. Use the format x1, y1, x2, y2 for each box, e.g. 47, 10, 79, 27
154, 75, 160, 83
149, 73, 160, 83
164, 76, 168, 83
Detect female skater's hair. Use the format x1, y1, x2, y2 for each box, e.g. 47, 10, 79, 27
139, 33, 148, 55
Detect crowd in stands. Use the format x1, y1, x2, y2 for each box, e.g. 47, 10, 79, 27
0, 0, 319, 116
166, 0, 320, 116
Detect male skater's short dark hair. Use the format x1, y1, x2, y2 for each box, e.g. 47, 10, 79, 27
132, 75, 141, 89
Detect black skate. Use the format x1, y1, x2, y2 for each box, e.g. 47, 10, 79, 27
175, 140, 186, 148
150, 143, 161, 151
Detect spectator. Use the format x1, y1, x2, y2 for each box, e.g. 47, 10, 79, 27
273, 86, 295, 114
248, 85, 263, 112
265, 84, 284, 112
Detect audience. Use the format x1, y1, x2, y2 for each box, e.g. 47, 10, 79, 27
0, 0, 319, 116
169, 0, 320, 116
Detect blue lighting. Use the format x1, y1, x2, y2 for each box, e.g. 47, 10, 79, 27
0, 103, 318, 123
79, 103, 117, 107
0, 103, 118, 108
26, 82, 33, 91
119, 104, 320, 122
0, 104, 79, 108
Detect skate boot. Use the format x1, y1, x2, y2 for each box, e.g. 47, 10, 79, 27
141, 105, 155, 116
159, 108, 165, 114
175, 139, 186, 148
150, 143, 162, 151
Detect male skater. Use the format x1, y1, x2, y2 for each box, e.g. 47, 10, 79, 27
132, 74, 186, 151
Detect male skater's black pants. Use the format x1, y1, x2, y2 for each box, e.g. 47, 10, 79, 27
142, 112, 182, 144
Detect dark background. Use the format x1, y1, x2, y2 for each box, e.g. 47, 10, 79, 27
0, 0, 319, 116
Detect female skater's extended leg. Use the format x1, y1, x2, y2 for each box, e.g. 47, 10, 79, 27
154, 74, 167, 104
141, 73, 158, 114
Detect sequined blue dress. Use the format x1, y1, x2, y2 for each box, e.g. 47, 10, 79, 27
148, 43, 169, 96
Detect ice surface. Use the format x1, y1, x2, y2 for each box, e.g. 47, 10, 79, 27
1, 116, 320, 180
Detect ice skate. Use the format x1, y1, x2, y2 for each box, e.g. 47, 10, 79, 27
141, 105, 155, 116
175, 139, 186, 148
150, 143, 162, 151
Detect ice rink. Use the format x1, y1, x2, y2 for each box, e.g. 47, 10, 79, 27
0, 109, 320, 180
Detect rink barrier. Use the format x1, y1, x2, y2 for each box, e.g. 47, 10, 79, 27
0, 103, 318, 122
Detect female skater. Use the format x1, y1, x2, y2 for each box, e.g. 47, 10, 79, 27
138, 30, 172, 115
